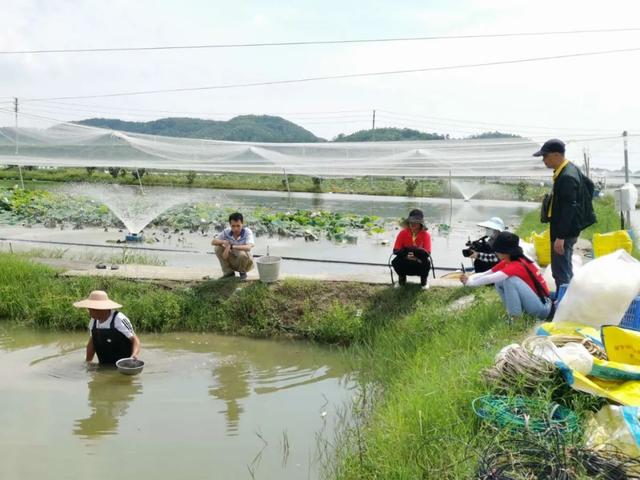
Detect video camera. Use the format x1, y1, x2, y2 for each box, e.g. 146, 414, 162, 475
461, 236, 492, 257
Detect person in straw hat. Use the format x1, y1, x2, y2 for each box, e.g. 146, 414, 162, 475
74, 290, 141, 365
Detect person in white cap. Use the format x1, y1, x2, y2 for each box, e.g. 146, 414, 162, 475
464, 217, 505, 273
73, 290, 141, 365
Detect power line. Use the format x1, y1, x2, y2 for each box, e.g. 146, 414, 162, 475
379, 110, 620, 134
23, 46, 640, 102
5, 104, 626, 138
20, 103, 371, 122
4, 107, 635, 145
27, 100, 371, 117
3, 27, 640, 54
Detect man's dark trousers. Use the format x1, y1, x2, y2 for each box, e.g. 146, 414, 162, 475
551, 237, 578, 290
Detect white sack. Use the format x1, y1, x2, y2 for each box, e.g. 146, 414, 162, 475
554, 250, 640, 328
542, 255, 583, 291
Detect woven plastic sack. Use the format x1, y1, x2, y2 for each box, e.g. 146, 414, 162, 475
521, 240, 537, 262
542, 254, 583, 292
585, 405, 640, 457
554, 250, 640, 328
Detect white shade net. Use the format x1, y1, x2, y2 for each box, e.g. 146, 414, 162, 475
0, 110, 637, 178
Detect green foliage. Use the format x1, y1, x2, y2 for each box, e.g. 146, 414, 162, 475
131, 168, 146, 180
334, 127, 445, 142
516, 180, 528, 200
0, 254, 381, 341
404, 178, 418, 197
0, 168, 534, 201
468, 131, 522, 139
107, 167, 121, 178
185, 171, 196, 185
301, 301, 363, 344
77, 115, 323, 143
85, 167, 96, 176
0, 186, 387, 241
311, 176, 323, 191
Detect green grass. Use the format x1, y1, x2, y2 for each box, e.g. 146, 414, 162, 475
516, 195, 621, 241
0, 167, 545, 201
328, 289, 534, 479
6, 247, 167, 266
329, 195, 630, 479
0, 252, 382, 341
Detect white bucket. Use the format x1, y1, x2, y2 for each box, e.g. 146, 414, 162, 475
256, 255, 282, 283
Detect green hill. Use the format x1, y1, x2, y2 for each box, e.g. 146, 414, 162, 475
77, 115, 323, 143
467, 131, 522, 139
334, 128, 446, 142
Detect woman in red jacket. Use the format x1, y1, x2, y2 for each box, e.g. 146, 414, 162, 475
392, 209, 432, 288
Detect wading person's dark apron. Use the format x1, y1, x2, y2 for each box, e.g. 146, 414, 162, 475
91, 311, 132, 365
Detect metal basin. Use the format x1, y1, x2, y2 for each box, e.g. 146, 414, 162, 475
115, 358, 144, 376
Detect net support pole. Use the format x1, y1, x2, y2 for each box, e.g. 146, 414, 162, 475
623, 131, 631, 228
282, 168, 291, 195
14, 97, 24, 189
135, 168, 144, 194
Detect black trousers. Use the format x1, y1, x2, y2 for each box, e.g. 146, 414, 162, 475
392, 249, 431, 277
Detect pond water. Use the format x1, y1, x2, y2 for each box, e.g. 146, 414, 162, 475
0, 187, 536, 275
0, 327, 353, 480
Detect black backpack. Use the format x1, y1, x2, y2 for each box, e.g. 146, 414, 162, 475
578, 172, 596, 231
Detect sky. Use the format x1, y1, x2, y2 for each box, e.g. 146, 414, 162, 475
1, 0, 640, 168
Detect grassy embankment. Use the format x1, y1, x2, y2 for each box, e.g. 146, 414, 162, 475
0, 167, 546, 201
331, 195, 630, 479
0, 195, 629, 477
0, 252, 380, 343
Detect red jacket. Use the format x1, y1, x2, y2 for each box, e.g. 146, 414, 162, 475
393, 228, 431, 253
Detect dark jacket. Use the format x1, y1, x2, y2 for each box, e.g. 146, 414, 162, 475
550, 161, 594, 240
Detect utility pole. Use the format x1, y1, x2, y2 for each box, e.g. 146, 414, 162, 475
623, 131, 631, 228
372, 109, 376, 142
582, 148, 590, 178
623, 130, 630, 184
14, 97, 24, 189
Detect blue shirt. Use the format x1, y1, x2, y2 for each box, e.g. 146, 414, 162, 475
217, 227, 255, 246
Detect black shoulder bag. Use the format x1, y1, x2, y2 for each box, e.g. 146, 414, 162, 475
540, 193, 552, 224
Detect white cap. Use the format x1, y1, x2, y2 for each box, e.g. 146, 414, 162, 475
477, 217, 505, 232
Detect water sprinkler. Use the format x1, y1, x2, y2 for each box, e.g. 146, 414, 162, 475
125, 232, 144, 242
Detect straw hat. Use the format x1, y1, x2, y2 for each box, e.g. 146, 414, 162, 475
73, 290, 122, 310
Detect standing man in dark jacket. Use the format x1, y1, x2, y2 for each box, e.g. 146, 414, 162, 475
533, 139, 595, 290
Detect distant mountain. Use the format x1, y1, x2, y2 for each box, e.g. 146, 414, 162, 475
467, 131, 522, 139
76, 115, 324, 143
334, 127, 446, 142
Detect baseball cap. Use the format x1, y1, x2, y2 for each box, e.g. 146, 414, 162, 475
532, 139, 565, 157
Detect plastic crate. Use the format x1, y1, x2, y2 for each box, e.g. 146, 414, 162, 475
530, 229, 551, 267
620, 296, 640, 330
593, 230, 633, 258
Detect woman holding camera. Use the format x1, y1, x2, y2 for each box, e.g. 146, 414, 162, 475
392, 209, 432, 288
463, 217, 504, 273
460, 231, 552, 321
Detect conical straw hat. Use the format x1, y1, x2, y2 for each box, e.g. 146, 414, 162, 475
73, 290, 122, 310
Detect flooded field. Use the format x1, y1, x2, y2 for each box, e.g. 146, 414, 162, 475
0, 186, 536, 275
